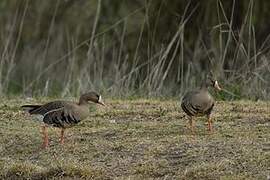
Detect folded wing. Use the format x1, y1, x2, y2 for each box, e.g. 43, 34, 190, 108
43, 107, 81, 128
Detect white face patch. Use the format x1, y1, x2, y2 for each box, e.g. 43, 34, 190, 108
214, 80, 221, 90
98, 95, 102, 103
97, 95, 105, 106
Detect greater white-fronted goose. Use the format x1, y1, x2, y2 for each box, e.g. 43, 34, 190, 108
181, 76, 221, 133
21, 92, 105, 148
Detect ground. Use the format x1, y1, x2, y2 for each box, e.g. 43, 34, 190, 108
0, 98, 269, 179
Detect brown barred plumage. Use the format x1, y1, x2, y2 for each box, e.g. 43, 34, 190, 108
21, 92, 105, 148
181, 76, 221, 133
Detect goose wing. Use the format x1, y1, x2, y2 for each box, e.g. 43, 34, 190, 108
43, 106, 81, 128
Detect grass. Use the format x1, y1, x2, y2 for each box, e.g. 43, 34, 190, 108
0, 98, 269, 179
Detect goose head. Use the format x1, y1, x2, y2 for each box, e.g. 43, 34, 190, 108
79, 92, 105, 105
205, 75, 222, 91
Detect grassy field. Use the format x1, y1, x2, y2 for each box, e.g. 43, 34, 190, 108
0, 98, 269, 179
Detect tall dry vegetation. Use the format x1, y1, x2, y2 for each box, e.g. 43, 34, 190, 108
0, 0, 269, 99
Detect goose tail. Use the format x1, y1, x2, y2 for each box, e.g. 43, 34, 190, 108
21, 105, 42, 114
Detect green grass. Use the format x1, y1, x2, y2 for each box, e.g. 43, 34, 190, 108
0, 98, 269, 179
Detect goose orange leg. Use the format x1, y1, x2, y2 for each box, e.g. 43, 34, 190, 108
207, 115, 213, 132
42, 125, 49, 148
60, 128, 65, 144
188, 116, 195, 134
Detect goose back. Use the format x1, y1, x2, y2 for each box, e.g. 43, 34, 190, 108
22, 101, 68, 115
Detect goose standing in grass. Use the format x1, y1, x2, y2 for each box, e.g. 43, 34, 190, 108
21, 92, 105, 148
181, 75, 221, 133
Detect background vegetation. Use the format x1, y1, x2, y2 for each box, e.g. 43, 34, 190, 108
0, 0, 269, 99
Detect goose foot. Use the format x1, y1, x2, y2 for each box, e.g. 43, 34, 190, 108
207, 116, 213, 133
188, 116, 195, 134
42, 125, 49, 148
60, 128, 65, 144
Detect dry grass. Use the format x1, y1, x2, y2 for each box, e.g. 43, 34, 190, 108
0, 98, 269, 179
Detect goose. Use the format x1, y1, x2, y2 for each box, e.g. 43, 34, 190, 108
181, 76, 221, 133
21, 92, 105, 148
